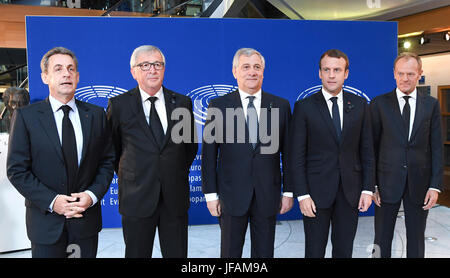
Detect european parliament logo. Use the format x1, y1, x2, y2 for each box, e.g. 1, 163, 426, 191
187, 84, 238, 125
297, 85, 371, 102
75, 85, 127, 107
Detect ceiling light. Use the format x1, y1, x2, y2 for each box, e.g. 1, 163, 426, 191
419, 36, 430, 45
403, 41, 411, 49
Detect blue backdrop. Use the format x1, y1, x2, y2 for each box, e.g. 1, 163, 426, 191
26, 16, 397, 228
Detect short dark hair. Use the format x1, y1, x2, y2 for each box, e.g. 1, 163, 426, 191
319, 49, 349, 70
40, 47, 78, 73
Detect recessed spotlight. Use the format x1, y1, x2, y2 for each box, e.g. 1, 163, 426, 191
419, 36, 430, 45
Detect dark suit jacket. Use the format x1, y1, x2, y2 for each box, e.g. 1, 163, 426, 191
370, 90, 443, 205
7, 99, 115, 245
107, 86, 198, 218
201, 90, 291, 217
289, 90, 374, 209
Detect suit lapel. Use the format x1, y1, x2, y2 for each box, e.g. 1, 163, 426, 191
409, 93, 424, 142
161, 87, 175, 151
230, 90, 246, 123
37, 99, 64, 163
76, 100, 92, 166
256, 92, 272, 152
387, 90, 408, 138
314, 91, 339, 144
340, 92, 351, 146
130, 87, 159, 147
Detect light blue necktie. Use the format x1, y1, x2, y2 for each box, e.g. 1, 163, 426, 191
247, 96, 258, 149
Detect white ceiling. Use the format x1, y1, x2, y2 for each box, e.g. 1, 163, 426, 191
267, 0, 450, 20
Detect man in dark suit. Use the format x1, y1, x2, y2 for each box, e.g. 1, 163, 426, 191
370, 52, 443, 258
107, 45, 197, 258
289, 49, 374, 258
7, 47, 115, 258
202, 48, 293, 258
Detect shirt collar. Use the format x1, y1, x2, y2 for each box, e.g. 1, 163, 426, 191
140, 86, 164, 103
49, 94, 77, 113
238, 89, 262, 102
396, 87, 417, 100
321, 87, 343, 102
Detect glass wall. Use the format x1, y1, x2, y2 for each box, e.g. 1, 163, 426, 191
0, 0, 208, 16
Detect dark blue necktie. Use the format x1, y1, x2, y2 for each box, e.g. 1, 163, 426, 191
402, 96, 411, 140
247, 96, 258, 149
148, 96, 165, 147
330, 97, 341, 141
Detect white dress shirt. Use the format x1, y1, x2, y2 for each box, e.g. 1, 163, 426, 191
298, 87, 372, 202
48, 95, 97, 211
140, 87, 168, 134
205, 89, 293, 202
239, 89, 262, 121
322, 88, 343, 130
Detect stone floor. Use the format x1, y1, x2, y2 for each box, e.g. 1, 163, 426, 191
1, 205, 449, 258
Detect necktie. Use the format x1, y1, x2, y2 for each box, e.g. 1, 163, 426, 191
60, 105, 78, 194
330, 97, 341, 141
247, 96, 258, 149
148, 96, 165, 147
402, 96, 411, 140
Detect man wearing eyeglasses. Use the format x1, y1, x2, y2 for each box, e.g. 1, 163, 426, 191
107, 45, 197, 258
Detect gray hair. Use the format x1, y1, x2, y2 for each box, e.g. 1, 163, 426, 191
394, 52, 422, 71
130, 45, 166, 68
40, 47, 78, 73
232, 48, 265, 69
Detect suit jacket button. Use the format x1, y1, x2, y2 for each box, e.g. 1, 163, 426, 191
403, 165, 407, 169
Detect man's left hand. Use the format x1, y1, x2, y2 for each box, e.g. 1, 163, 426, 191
64, 192, 93, 218
423, 190, 439, 210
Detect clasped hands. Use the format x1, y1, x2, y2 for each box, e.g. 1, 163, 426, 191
52, 192, 93, 218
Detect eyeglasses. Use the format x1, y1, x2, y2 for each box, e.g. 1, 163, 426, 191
134, 61, 165, 71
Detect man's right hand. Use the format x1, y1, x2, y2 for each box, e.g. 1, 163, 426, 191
207, 199, 221, 217
299, 197, 316, 218
52, 195, 85, 218
373, 187, 381, 207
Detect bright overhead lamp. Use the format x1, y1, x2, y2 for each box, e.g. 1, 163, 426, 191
403, 41, 411, 49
